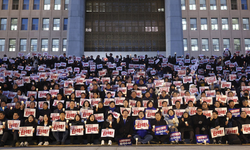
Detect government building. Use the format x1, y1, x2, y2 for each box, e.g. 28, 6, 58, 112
0, 0, 250, 58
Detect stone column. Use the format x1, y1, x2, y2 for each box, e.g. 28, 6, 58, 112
165, 0, 184, 57
66, 0, 85, 57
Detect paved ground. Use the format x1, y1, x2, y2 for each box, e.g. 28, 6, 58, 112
1, 145, 250, 150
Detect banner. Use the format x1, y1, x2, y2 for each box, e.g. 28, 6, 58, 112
70, 125, 84, 136
50, 113, 60, 121
80, 109, 93, 119
65, 111, 78, 120
101, 129, 115, 138
170, 132, 181, 142
24, 108, 36, 117
104, 98, 115, 106
132, 107, 145, 116
215, 108, 227, 117
120, 107, 131, 115
202, 110, 213, 118
188, 107, 197, 116
158, 99, 169, 107
211, 127, 225, 138
85, 124, 99, 134
196, 135, 210, 144
19, 126, 33, 137
155, 125, 168, 135
7, 120, 20, 130
225, 127, 238, 135
174, 109, 186, 118
229, 109, 240, 117
145, 110, 157, 119
201, 97, 213, 105
115, 97, 125, 106
52, 121, 66, 132
242, 108, 250, 116
118, 139, 132, 146
94, 113, 104, 122
242, 124, 250, 134
216, 95, 227, 103
36, 126, 50, 136
135, 120, 149, 130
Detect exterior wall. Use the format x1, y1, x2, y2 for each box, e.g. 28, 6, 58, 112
0, 0, 68, 58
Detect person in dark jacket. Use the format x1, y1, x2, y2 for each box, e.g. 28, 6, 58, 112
192, 107, 208, 135
0, 111, 8, 147
19, 115, 37, 147
101, 113, 117, 146
151, 111, 169, 144
85, 114, 99, 145
37, 102, 51, 120
238, 111, 250, 143
37, 114, 51, 146
113, 109, 133, 143
224, 111, 241, 144
133, 111, 153, 144
209, 110, 223, 144
179, 112, 194, 143
70, 114, 84, 144
52, 112, 69, 145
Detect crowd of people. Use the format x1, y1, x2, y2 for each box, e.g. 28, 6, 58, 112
0, 50, 250, 147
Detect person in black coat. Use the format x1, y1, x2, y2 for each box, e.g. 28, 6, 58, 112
237, 111, 250, 143
8, 102, 24, 120
115, 110, 133, 142
37, 102, 51, 119
19, 115, 37, 147
37, 114, 51, 146
0, 111, 8, 147
85, 114, 99, 145
224, 111, 241, 144
209, 110, 224, 144
192, 107, 208, 135
101, 113, 117, 145
70, 114, 84, 144
179, 112, 194, 143
151, 111, 169, 144
94, 102, 105, 114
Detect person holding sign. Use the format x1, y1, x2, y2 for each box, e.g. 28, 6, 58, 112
10, 112, 22, 147
133, 111, 153, 144
70, 114, 84, 144
179, 112, 194, 143
0, 111, 8, 147
19, 115, 37, 147
115, 110, 133, 141
101, 113, 117, 145
151, 112, 169, 144
52, 112, 69, 145
209, 110, 223, 144
238, 111, 250, 143
37, 114, 51, 146
105, 101, 119, 118
224, 111, 241, 144
38, 102, 51, 120
85, 114, 99, 145
192, 108, 208, 135
164, 109, 179, 133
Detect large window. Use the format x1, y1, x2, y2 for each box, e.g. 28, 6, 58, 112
183, 39, 188, 51
63, 39, 67, 51
220, 0, 227, 10
32, 18, 39, 30
212, 39, 220, 51
54, 0, 60, 10
44, 0, 50, 10
21, 18, 28, 30
41, 39, 48, 51
232, 18, 239, 30
23, 0, 29, 10
53, 18, 60, 30
42, 18, 49, 30
210, 0, 217, 10
63, 18, 68, 30
243, 18, 249, 30
0, 39, 5, 51
231, 0, 237, 10
85, 0, 165, 51
30, 39, 37, 51
191, 39, 198, 51
12, 0, 19, 10
52, 39, 59, 51
181, 0, 186, 10
245, 39, 250, 50
223, 38, 230, 50
9, 39, 16, 51
200, 0, 206, 10
190, 18, 197, 30
0, 18, 7, 30
64, 0, 68, 10
234, 38, 241, 51
222, 18, 229, 30
211, 18, 218, 30
241, 0, 248, 10
20, 39, 27, 51
182, 18, 187, 30
2, 0, 8, 10
33, 0, 40, 10
189, 0, 196, 10
201, 18, 207, 30
202, 39, 209, 51
11, 18, 18, 30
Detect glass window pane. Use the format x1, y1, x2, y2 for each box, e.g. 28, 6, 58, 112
201, 18, 207, 30
223, 38, 230, 50
41, 39, 48, 51
53, 18, 60, 30
20, 39, 27, 51
191, 39, 198, 51
21, 18, 28, 30
63, 39, 67, 51
221, 0, 227, 10
32, 18, 39, 30
43, 18, 49, 30
231, 0, 237, 10
183, 39, 188, 51
245, 39, 250, 50
211, 18, 218, 30
33, 0, 40, 10
0, 18, 7, 30
190, 18, 197, 30
212, 38, 220, 51
232, 18, 239, 30
44, 0, 50, 10
202, 39, 209, 51
189, 0, 196, 10
243, 18, 249, 30
182, 18, 186, 30
63, 18, 68, 30
2, 0, 9, 10
54, 0, 61, 10
210, 0, 217, 10
222, 18, 229, 30
181, 0, 186, 10
64, 0, 69, 10
9, 39, 16, 51
200, 0, 206, 10
0, 39, 5, 51
241, 0, 248, 10
23, 0, 29, 10
12, 0, 19, 10
11, 18, 18, 30
234, 38, 241, 51
52, 39, 59, 51
30, 39, 37, 51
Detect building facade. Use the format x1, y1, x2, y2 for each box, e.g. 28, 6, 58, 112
0, 0, 250, 58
